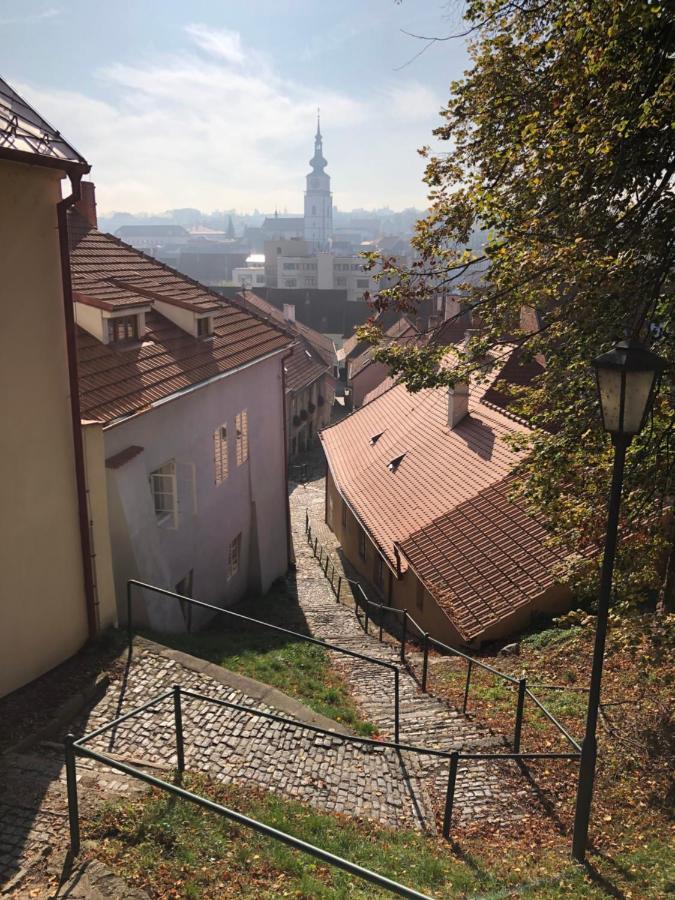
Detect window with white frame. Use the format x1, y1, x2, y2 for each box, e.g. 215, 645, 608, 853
213, 424, 228, 484
149, 461, 177, 527
236, 410, 249, 465
227, 533, 242, 580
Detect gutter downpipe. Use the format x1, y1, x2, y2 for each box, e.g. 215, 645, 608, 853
57, 174, 98, 638
281, 346, 294, 569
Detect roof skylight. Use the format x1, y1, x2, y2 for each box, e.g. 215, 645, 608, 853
387, 453, 406, 472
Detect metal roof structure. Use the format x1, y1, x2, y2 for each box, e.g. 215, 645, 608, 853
0, 76, 89, 174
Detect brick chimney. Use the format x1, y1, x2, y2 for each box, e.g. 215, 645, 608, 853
76, 181, 97, 227
448, 381, 469, 429
283, 303, 296, 323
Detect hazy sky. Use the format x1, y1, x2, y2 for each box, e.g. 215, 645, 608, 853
2, 1, 471, 214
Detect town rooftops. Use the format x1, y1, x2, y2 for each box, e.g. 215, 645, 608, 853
114, 225, 189, 239
0, 77, 89, 175
348, 316, 419, 380
68, 213, 292, 424
320, 349, 564, 642
235, 290, 337, 394
399, 477, 561, 642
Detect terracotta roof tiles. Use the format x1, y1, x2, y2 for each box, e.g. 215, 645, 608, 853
400, 477, 562, 641
69, 214, 291, 423
321, 359, 565, 641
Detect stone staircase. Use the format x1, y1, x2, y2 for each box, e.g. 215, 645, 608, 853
290, 476, 532, 829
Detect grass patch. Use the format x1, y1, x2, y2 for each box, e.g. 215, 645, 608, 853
86, 773, 674, 898
141, 584, 376, 737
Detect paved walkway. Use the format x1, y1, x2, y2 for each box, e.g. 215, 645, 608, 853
1, 639, 434, 894
289, 451, 532, 829
2, 438, 531, 895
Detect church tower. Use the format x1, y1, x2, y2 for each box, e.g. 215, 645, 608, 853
304, 111, 333, 250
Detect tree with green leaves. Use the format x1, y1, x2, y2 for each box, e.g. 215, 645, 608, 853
365, 0, 674, 607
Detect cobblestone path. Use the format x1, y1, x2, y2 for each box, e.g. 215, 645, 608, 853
76, 646, 434, 832
1, 639, 435, 893
289, 457, 532, 829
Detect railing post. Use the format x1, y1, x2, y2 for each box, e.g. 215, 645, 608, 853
514, 678, 527, 753
364, 599, 370, 635
313, 537, 318, 557
462, 659, 473, 714
442, 751, 460, 840
400, 610, 407, 663
305, 509, 309, 533
337, 575, 342, 602
394, 668, 400, 744
172, 684, 185, 777
422, 633, 430, 692
127, 581, 133, 655
379, 606, 383, 643
65, 733, 80, 856
324, 554, 329, 575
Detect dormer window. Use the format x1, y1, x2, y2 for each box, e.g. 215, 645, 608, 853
370, 431, 384, 445
197, 316, 214, 338
107, 315, 138, 343
387, 453, 406, 472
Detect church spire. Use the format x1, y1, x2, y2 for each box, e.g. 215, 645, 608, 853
309, 108, 327, 174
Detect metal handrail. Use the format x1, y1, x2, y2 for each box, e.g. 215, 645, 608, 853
526, 688, 582, 753
66, 737, 431, 898
305, 514, 581, 756
65, 685, 580, 863
127, 579, 400, 742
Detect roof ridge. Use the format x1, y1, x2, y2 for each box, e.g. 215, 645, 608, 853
71, 212, 290, 343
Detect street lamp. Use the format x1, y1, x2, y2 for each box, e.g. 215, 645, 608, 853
572, 340, 666, 862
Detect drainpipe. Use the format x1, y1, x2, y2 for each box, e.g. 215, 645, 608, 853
56, 174, 98, 638
281, 348, 294, 569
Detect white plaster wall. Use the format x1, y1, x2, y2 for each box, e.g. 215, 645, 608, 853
103, 351, 289, 631
75, 301, 105, 342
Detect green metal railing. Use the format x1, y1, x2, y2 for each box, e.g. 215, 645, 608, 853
127, 579, 400, 743
64, 687, 432, 899
304, 511, 583, 827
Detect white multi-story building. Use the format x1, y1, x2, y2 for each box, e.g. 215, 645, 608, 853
70, 189, 293, 631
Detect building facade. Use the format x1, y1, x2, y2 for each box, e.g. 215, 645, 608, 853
0, 79, 116, 697
321, 338, 571, 647
235, 292, 337, 459
69, 196, 294, 632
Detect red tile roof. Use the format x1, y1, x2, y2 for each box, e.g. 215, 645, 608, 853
237, 290, 337, 368
348, 317, 419, 380
236, 291, 336, 396
321, 358, 565, 641
69, 215, 292, 424
74, 282, 151, 311
399, 477, 562, 641
283, 346, 331, 394
321, 375, 528, 572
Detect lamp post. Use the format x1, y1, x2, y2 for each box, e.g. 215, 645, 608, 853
572, 340, 666, 863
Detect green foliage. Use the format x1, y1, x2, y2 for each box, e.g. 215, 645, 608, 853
367, 0, 674, 605
87, 774, 674, 898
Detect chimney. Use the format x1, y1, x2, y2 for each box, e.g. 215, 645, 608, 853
448, 381, 469, 429
76, 181, 97, 227
283, 303, 296, 323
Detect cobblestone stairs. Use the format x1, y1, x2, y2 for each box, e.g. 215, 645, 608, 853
290, 474, 532, 829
